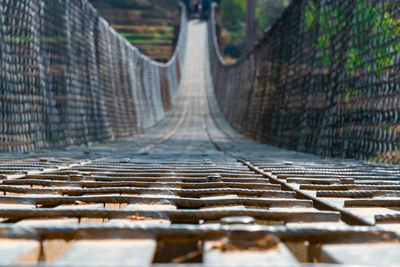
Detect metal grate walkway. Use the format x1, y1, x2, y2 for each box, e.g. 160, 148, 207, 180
0, 21, 399, 266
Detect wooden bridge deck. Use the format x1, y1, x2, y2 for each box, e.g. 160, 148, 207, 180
0, 21, 399, 266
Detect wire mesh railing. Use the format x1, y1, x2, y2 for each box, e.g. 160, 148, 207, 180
0, 0, 187, 152
208, 0, 400, 164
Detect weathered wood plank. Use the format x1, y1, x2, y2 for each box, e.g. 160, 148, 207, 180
321, 243, 400, 266
203, 240, 299, 265
54, 239, 157, 265
0, 239, 40, 264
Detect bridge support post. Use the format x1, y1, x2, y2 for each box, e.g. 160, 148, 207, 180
246, 0, 257, 52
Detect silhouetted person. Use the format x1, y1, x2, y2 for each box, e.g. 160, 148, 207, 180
194, 0, 201, 15
182, 0, 192, 17
201, 0, 211, 19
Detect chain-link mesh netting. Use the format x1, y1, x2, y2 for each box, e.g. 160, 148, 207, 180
0, 0, 187, 152
209, 0, 400, 163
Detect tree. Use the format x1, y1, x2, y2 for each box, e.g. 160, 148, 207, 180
256, 0, 290, 36
221, 0, 246, 33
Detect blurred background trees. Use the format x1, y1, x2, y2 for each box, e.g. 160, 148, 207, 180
89, 0, 180, 62
219, 0, 290, 60
256, 0, 291, 36
88, 0, 291, 62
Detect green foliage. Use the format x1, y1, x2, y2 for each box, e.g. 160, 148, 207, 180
119, 32, 174, 38
304, 0, 400, 75
220, 0, 246, 58
127, 39, 172, 44
381, 123, 390, 131
346, 1, 400, 74
8, 36, 66, 43
256, 0, 290, 36
220, 0, 290, 58
220, 0, 246, 35
345, 88, 359, 102
234, 0, 246, 12
304, 2, 317, 28
304, 3, 346, 67
221, 0, 246, 33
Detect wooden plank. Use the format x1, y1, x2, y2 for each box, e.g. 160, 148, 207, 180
103, 203, 121, 223
55, 204, 104, 224
42, 240, 73, 263
0, 204, 34, 209
16, 218, 78, 226
377, 223, 400, 236
125, 203, 177, 211
54, 239, 157, 265
109, 203, 174, 225
285, 241, 308, 262
321, 243, 400, 266
200, 195, 245, 211
345, 207, 399, 225
203, 240, 298, 265
0, 239, 40, 264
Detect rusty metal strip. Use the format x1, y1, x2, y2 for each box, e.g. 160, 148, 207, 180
0, 195, 313, 208
0, 209, 341, 223
2, 180, 281, 190
0, 186, 296, 198
0, 224, 396, 243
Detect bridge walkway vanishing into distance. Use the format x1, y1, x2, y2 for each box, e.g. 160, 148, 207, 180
1, 2, 400, 266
